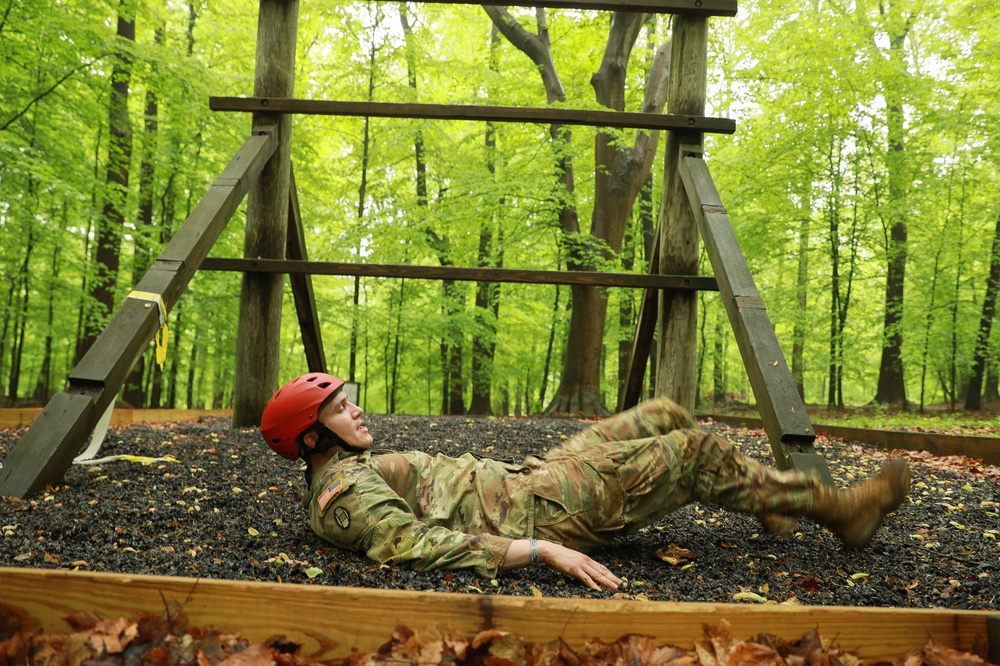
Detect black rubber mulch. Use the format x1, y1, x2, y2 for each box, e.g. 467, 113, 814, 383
1, 414, 997, 609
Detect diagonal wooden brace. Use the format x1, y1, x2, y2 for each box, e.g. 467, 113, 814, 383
0, 128, 277, 499
677, 143, 833, 485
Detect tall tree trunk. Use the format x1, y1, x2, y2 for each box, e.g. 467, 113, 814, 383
826, 144, 842, 410
618, 216, 638, 407
550, 13, 668, 415
965, 212, 1000, 411
488, 8, 669, 415
638, 172, 658, 397
792, 184, 811, 401
873, 5, 912, 407
147, 6, 194, 405
351, 6, 382, 385
469, 27, 506, 416
948, 212, 965, 411
74, 126, 102, 363
8, 209, 35, 402
712, 308, 726, 407
483, 6, 582, 411
401, 8, 464, 413
34, 200, 66, 403
77, 1, 135, 363
444, 278, 465, 414
164, 305, 183, 409
836, 158, 862, 408
985, 366, 999, 403
123, 25, 163, 408
186, 342, 198, 408
918, 240, 944, 413
390, 280, 404, 412
538, 278, 561, 410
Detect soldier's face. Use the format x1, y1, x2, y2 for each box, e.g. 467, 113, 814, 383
318, 391, 373, 451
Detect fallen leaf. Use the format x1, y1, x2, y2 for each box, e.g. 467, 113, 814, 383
655, 543, 695, 566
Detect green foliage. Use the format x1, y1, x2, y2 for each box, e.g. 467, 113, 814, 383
0, 0, 997, 417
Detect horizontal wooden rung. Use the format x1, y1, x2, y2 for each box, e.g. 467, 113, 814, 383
407, 0, 738, 16
200, 257, 719, 291
209, 98, 737, 134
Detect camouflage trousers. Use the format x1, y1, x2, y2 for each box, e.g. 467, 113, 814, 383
531, 397, 817, 551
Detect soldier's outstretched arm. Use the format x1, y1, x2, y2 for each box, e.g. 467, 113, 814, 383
500, 539, 622, 591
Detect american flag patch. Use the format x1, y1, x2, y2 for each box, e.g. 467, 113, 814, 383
317, 478, 344, 511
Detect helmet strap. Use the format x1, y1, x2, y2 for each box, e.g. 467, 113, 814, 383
299, 424, 363, 485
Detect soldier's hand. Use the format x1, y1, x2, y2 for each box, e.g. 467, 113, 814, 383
539, 541, 622, 591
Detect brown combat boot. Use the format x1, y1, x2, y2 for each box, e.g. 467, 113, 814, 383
808, 457, 911, 548
758, 513, 798, 537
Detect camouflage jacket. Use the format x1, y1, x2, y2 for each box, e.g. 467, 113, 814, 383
303, 449, 545, 579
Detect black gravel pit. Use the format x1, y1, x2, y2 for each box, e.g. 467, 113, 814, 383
1, 414, 997, 609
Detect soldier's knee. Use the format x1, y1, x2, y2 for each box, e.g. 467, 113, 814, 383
638, 396, 698, 429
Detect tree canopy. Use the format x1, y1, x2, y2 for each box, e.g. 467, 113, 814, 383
0, 0, 997, 415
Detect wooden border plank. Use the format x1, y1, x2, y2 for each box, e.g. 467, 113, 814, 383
200, 257, 719, 291
0, 409, 232, 429
209, 97, 737, 134
700, 413, 1000, 467
0, 568, 992, 664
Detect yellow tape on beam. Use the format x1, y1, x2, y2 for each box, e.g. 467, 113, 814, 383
127, 291, 169, 369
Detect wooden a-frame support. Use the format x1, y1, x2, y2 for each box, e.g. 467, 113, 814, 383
619, 142, 833, 484
1, 0, 833, 497
0, 129, 329, 499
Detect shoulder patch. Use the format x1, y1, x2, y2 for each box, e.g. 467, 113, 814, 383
317, 477, 346, 512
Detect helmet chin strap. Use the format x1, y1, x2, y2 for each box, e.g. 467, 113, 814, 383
300, 424, 361, 485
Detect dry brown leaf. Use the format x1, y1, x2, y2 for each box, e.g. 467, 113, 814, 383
217, 643, 276, 665
921, 637, 990, 666
655, 543, 695, 566
728, 641, 783, 666
472, 628, 512, 649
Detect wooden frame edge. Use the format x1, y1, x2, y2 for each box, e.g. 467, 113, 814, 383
1, 568, 992, 663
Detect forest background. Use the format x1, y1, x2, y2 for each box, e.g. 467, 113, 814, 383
1, 0, 999, 424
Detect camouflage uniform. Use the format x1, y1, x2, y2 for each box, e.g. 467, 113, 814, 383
304, 397, 818, 579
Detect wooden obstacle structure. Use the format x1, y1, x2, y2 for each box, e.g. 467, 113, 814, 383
0, 0, 834, 498
3, 568, 999, 663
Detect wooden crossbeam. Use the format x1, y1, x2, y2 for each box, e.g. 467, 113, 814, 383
676, 144, 833, 483
200, 258, 719, 291
408, 0, 738, 16
0, 129, 277, 499
209, 97, 737, 135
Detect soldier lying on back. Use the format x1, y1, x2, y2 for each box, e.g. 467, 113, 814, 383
261, 373, 910, 590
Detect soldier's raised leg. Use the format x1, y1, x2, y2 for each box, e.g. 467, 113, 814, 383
620, 429, 910, 548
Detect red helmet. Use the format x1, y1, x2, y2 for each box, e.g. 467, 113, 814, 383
261, 373, 345, 460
